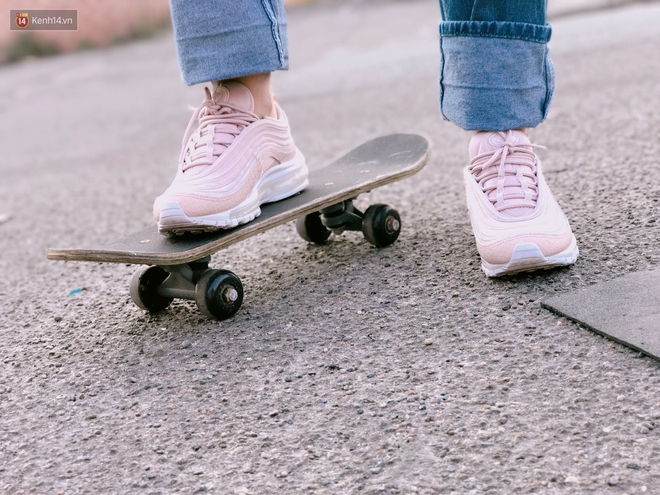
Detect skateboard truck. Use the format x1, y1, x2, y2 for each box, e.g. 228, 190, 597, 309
319, 199, 363, 234
296, 199, 402, 248
129, 255, 244, 320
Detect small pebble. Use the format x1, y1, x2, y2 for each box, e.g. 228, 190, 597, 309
423, 338, 433, 346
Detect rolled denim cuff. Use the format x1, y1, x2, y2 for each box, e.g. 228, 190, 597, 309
439, 21, 555, 131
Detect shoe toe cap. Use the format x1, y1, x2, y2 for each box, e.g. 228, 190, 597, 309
477, 230, 575, 265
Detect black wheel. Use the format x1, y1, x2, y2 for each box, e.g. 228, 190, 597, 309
195, 269, 244, 320
129, 266, 173, 313
362, 204, 401, 247
296, 212, 331, 244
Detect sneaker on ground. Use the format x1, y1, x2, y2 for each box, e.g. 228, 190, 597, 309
464, 130, 579, 277
153, 81, 309, 234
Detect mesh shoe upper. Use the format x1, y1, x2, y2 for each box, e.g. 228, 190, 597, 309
469, 130, 540, 217
153, 81, 299, 220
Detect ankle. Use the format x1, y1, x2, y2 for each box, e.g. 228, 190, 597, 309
227, 73, 276, 119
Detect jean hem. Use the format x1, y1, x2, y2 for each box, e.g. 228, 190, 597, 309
440, 20, 551, 44
439, 35, 554, 131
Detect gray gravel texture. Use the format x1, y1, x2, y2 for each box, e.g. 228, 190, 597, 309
1, 1, 660, 494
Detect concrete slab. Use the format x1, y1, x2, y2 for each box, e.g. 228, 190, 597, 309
542, 270, 660, 360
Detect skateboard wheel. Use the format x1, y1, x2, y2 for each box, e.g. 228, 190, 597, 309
362, 204, 401, 247
296, 212, 331, 245
195, 269, 244, 320
129, 266, 173, 313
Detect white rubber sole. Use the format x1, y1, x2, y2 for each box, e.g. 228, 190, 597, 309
158, 149, 308, 234
481, 235, 579, 277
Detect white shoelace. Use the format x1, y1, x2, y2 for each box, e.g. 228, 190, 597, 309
179, 87, 257, 172
469, 131, 544, 213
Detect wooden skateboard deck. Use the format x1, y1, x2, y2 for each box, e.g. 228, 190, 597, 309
47, 134, 431, 266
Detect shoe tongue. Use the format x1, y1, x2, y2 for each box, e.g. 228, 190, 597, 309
183, 82, 255, 173
469, 130, 530, 158
211, 81, 255, 113
469, 130, 536, 218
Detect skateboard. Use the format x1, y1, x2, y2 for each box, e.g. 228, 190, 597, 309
46, 134, 431, 320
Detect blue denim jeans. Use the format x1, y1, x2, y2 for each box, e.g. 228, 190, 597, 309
439, 0, 554, 130
170, 0, 289, 85
170, 0, 553, 131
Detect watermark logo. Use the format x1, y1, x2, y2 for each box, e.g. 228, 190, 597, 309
15, 12, 29, 29
10, 10, 77, 31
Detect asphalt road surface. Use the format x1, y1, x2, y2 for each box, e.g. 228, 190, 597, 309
1, 1, 659, 493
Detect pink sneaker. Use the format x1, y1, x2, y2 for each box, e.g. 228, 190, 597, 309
154, 81, 308, 234
464, 130, 579, 277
